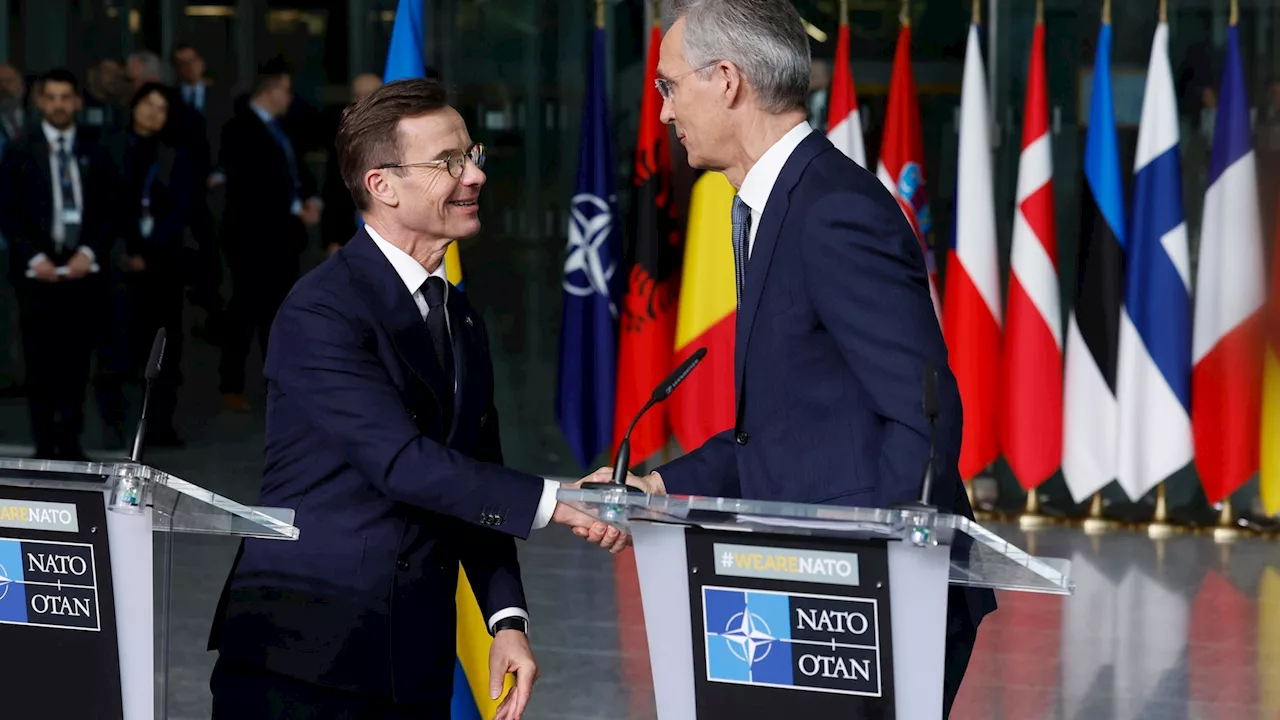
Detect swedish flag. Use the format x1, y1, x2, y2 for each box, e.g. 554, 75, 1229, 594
384, 2, 491, 717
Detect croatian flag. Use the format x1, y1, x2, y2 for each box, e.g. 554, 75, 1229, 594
942, 20, 1000, 481
1192, 22, 1265, 505
1116, 20, 1193, 502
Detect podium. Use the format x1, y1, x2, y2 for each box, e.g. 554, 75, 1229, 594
0, 457, 298, 720
560, 487, 1073, 719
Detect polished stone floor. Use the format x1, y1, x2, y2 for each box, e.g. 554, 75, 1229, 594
1, 307, 1278, 719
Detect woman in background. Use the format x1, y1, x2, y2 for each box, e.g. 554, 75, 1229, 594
100, 82, 193, 447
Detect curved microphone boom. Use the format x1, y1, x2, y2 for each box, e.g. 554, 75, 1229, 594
130, 329, 167, 463
918, 360, 940, 506
584, 347, 708, 493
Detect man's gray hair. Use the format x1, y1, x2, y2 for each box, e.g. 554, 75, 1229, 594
667, 0, 810, 114
127, 50, 165, 81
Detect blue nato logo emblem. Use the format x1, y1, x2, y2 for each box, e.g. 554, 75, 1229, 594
703, 588, 793, 686
0, 538, 27, 624
702, 586, 883, 696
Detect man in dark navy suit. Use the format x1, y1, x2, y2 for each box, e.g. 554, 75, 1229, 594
0, 68, 115, 459
208, 78, 626, 720
597, 1, 996, 715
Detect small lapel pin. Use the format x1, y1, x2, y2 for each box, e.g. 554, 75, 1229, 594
464, 316, 474, 327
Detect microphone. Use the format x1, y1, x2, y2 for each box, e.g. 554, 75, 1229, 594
130, 329, 167, 463
583, 347, 708, 493
917, 360, 939, 506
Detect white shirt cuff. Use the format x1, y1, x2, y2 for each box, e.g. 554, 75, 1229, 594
76, 247, 95, 263
28, 253, 48, 269
487, 607, 530, 636
531, 478, 558, 530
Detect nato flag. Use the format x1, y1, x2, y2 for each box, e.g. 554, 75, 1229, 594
556, 26, 620, 469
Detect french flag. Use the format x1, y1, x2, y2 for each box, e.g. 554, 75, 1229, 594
826, 15, 865, 168
1001, 9, 1060, 492
1192, 21, 1265, 505
942, 19, 1000, 481
1116, 20, 1193, 502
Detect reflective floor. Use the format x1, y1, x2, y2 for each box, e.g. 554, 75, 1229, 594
1, 312, 1277, 719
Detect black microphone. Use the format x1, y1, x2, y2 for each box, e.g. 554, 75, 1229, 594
130, 329, 167, 463
918, 360, 939, 506
583, 347, 708, 493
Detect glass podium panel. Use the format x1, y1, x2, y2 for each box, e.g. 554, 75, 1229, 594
558, 486, 1074, 596
0, 457, 298, 540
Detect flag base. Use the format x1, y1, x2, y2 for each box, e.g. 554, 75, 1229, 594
1018, 489, 1051, 531
1212, 497, 1243, 544
1146, 484, 1179, 540
1081, 493, 1113, 535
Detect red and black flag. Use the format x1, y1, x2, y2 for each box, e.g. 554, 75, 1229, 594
612, 20, 683, 463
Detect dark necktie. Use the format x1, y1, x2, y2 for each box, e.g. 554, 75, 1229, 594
265, 119, 301, 203
731, 195, 751, 309
421, 277, 455, 416
57, 136, 81, 250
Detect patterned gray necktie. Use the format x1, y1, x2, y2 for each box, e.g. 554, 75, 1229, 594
731, 195, 751, 309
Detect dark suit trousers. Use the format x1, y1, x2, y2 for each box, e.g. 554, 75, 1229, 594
210, 657, 451, 720
218, 243, 299, 394
16, 276, 101, 456
943, 622, 978, 718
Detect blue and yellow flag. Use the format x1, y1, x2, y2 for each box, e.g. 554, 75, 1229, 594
383, 0, 464, 286
384, 3, 493, 717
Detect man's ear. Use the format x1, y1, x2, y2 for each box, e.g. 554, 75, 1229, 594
365, 168, 399, 208
718, 61, 745, 108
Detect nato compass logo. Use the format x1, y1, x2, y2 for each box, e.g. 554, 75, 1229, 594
563, 192, 618, 315
703, 586, 882, 696
0, 539, 25, 624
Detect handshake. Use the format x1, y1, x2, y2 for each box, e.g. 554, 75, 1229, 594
546, 467, 668, 554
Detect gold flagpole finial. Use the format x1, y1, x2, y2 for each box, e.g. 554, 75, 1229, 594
1159, 0, 1167, 23
1102, 0, 1111, 25
900, 0, 910, 28
1230, 0, 1239, 26
840, 0, 849, 27
972, 0, 981, 25
596, 0, 605, 30
1036, 0, 1044, 24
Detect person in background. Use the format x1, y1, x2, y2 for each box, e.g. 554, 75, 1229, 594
171, 42, 234, 344
100, 83, 193, 447
321, 72, 383, 256
216, 58, 321, 412
83, 59, 127, 131
0, 69, 116, 460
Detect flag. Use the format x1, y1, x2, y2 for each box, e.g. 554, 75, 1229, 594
876, 21, 941, 320
1192, 22, 1265, 505
556, 23, 620, 469
1062, 18, 1124, 504
613, 20, 681, 464
1263, 199, 1280, 515
826, 18, 865, 168
1116, 20, 1192, 502
669, 171, 736, 452
383, 2, 489, 717
942, 20, 1000, 481
383, 0, 463, 286
1001, 15, 1061, 491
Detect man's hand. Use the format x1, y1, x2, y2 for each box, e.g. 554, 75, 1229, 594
585, 466, 667, 495
489, 629, 538, 720
64, 251, 93, 280
300, 198, 322, 226
551, 500, 629, 553
29, 258, 58, 283
127, 255, 146, 272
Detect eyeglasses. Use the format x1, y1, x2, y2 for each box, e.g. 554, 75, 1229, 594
654, 63, 718, 100
377, 142, 486, 178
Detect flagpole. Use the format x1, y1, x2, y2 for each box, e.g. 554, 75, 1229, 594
972, 0, 980, 25
596, 0, 605, 29
1036, 0, 1043, 24
1082, 493, 1112, 535
652, 0, 661, 28
1159, 0, 1167, 23
840, 0, 848, 25
1102, 0, 1110, 25
1020, 486, 1050, 531
1230, 0, 1238, 26
900, 0, 909, 28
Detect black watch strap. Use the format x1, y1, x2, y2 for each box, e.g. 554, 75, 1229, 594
491, 616, 529, 636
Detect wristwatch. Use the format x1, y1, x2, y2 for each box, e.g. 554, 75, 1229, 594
491, 616, 528, 636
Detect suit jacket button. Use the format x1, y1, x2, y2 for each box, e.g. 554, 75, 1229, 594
397, 559, 410, 571
735, 431, 750, 446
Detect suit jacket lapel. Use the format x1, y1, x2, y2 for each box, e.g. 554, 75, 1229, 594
342, 230, 450, 404
734, 131, 828, 390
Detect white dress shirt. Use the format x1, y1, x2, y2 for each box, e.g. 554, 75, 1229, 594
29, 121, 93, 269
367, 225, 558, 633
735, 120, 814, 257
